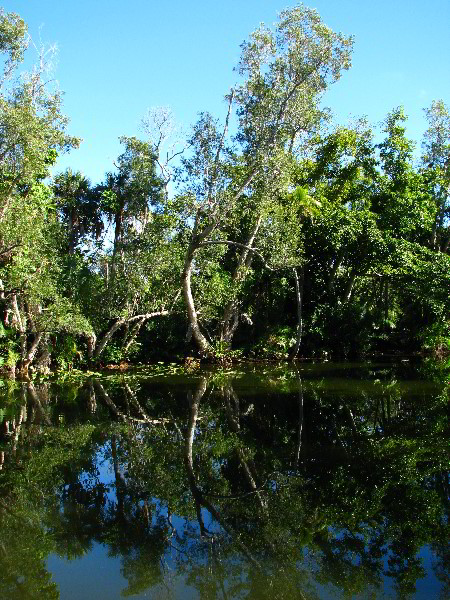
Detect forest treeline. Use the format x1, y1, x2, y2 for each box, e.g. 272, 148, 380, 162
0, 6, 449, 375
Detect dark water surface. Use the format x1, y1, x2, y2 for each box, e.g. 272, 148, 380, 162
0, 361, 448, 599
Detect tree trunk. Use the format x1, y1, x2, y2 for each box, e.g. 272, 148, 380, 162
93, 319, 125, 360
27, 383, 51, 425
87, 333, 96, 362
182, 240, 213, 356
122, 318, 145, 354
293, 368, 304, 471
87, 380, 97, 413
93, 380, 126, 421
289, 266, 304, 360
183, 168, 259, 357
184, 378, 209, 534
343, 270, 356, 302
181, 378, 262, 567
224, 385, 267, 512
21, 332, 43, 371
92, 311, 170, 360
34, 337, 51, 374
11, 294, 26, 374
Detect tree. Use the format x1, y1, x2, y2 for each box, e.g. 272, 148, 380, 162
180, 5, 353, 356
284, 123, 384, 355
374, 108, 435, 243
0, 10, 87, 375
421, 100, 450, 253
276, 110, 450, 358
75, 137, 185, 363
374, 108, 449, 353
99, 136, 164, 284
0, 10, 78, 223
53, 169, 103, 255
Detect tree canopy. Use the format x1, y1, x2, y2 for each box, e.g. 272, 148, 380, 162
0, 5, 448, 376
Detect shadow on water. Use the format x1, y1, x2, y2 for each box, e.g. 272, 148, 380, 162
0, 361, 448, 599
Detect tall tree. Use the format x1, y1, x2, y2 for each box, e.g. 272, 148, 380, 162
421, 100, 450, 253
0, 10, 78, 223
0, 10, 86, 375
53, 169, 102, 255
180, 5, 353, 356
80, 137, 185, 362
99, 136, 163, 284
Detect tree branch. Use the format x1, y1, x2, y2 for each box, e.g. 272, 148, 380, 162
93, 310, 170, 359
207, 89, 234, 203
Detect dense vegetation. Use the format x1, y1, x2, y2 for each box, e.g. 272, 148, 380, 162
0, 6, 449, 375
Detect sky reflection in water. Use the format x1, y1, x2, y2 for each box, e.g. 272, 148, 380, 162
0, 361, 448, 599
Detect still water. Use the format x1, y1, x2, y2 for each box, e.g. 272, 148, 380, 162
0, 361, 448, 599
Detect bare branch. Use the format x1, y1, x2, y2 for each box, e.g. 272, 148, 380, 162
93, 310, 171, 359
126, 310, 169, 323
0, 243, 22, 257
207, 90, 234, 203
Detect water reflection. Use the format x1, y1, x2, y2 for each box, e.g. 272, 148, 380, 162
0, 363, 448, 599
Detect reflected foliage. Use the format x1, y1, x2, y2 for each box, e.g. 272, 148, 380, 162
0, 362, 448, 599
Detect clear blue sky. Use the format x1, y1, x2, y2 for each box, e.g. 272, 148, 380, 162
3, 0, 450, 184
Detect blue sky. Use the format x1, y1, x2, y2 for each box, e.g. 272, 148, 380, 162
3, 0, 450, 184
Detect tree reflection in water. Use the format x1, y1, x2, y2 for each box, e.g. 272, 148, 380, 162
0, 363, 448, 599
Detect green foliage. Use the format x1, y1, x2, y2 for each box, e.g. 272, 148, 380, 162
252, 325, 297, 358
0, 11, 84, 373
0, 324, 19, 368
419, 322, 450, 356
53, 334, 80, 370
52, 169, 103, 253
101, 342, 125, 365
308, 301, 374, 357
0, 364, 447, 597
0, 7, 448, 369
0, 9, 27, 72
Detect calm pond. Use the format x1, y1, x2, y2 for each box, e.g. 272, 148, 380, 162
0, 361, 448, 599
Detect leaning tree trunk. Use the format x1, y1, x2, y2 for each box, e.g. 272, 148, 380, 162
182, 237, 214, 356
92, 311, 170, 361
181, 90, 258, 358
224, 384, 267, 512
21, 332, 44, 372
289, 266, 304, 360
11, 294, 27, 375
122, 317, 145, 354
93, 319, 125, 360
182, 378, 263, 567
184, 378, 209, 534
